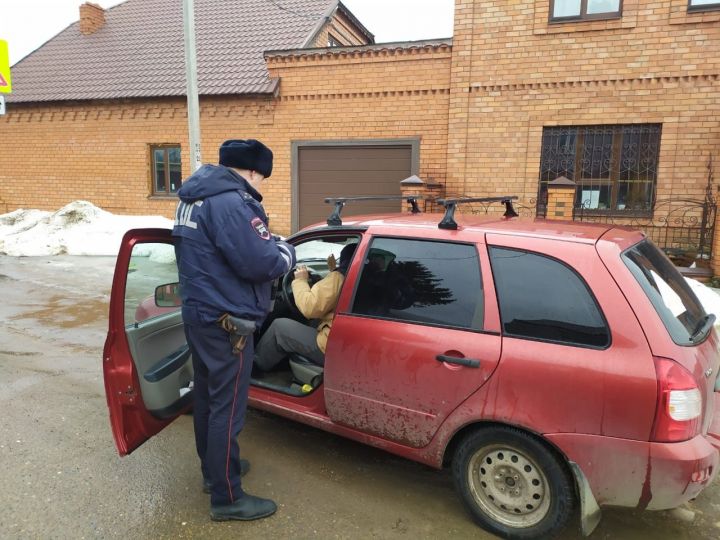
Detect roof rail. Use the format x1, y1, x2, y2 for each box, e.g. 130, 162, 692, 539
436, 196, 519, 230
324, 196, 423, 226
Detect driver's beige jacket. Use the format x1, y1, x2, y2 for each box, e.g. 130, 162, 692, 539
291, 271, 345, 353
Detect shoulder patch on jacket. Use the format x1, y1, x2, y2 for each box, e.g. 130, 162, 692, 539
251, 217, 271, 240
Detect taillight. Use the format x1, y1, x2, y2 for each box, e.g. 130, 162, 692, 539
651, 357, 703, 443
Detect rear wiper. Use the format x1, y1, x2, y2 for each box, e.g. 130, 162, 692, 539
690, 314, 716, 343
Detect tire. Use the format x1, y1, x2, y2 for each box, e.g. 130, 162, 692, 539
452, 426, 576, 539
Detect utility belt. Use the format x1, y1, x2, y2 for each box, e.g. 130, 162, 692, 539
217, 314, 256, 354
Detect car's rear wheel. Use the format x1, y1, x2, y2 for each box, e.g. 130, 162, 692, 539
452, 426, 576, 539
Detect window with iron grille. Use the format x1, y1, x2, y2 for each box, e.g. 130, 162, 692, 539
151, 145, 182, 196
688, 0, 720, 11
538, 124, 662, 214
550, 0, 622, 21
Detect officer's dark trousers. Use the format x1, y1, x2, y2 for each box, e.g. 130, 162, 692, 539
185, 323, 253, 507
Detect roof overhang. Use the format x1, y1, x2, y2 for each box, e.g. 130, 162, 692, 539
265, 37, 452, 60
336, 1, 375, 44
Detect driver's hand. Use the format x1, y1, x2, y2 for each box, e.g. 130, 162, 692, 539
327, 254, 337, 271
294, 265, 310, 281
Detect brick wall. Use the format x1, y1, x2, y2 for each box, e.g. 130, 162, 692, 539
266, 43, 452, 232
0, 96, 277, 223
0, 45, 451, 236
447, 0, 720, 209
0, 10, 373, 236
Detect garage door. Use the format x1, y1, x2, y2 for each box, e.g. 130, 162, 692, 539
297, 144, 413, 229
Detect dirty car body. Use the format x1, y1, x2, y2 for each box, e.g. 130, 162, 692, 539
103, 205, 720, 539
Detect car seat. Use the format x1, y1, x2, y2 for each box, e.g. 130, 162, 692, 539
288, 353, 324, 387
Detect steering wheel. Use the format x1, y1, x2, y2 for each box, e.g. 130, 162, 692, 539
280, 267, 322, 318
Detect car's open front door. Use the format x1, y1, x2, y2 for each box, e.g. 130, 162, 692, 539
103, 228, 193, 456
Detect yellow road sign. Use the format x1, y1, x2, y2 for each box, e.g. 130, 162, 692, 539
0, 40, 12, 94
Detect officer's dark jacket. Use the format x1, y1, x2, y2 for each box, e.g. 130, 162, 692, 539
172, 164, 296, 326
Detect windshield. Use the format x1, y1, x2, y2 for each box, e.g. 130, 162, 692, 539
623, 240, 708, 345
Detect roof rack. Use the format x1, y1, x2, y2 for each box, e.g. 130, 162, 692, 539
436, 196, 519, 230
324, 196, 423, 226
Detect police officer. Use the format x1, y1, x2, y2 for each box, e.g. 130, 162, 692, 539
172, 139, 296, 521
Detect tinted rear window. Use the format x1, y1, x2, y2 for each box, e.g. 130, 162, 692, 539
489, 247, 610, 348
623, 240, 707, 345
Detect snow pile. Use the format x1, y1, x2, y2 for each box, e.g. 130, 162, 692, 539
131, 242, 177, 264
0, 209, 52, 237
685, 277, 720, 323
658, 275, 720, 324
0, 201, 173, 257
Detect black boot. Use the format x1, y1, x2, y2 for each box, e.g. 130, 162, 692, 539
210, 494, 277, 521
203, 459, 250, 493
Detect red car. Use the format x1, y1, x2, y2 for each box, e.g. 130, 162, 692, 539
103, 197, 720, 539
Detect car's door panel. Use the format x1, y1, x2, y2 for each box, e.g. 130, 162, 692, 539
103, 229, 189, 455
143, 344, 190, 383
325, 317, 501, 447
485, 233, 657, 439
324, 235, 501, 448
125, 311, 192, 417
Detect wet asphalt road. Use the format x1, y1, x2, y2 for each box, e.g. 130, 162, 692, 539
1, 254, 719, 540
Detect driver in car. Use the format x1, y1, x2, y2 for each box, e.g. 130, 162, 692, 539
254, 243, 357, 371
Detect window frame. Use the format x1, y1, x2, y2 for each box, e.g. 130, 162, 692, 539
549, 0, 623, 22
125, 241, 180, 326
327, 33, 341, 47
489, 246, 612, 350
538, 123, 662, 217
688, 0, 720, 12
622, 239, 710, 346
347, 235, 489, 334
150, 144, 182, 197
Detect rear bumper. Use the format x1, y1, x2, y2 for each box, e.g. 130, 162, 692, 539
644, 434, 718, 509
547, 431, 719, 511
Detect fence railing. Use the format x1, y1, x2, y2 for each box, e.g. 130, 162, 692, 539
572, 198, 716, 265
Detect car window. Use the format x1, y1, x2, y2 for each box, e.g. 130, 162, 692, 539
294, 236, 358, 276
125, 242, 179, 325
350, 238, 484, 330
623, 239, 707, 345
489, 247, 610, 348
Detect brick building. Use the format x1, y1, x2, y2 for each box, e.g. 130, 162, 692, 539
0, 0, 375, 234
446, 0, 719, 225
1, 0, 719, 249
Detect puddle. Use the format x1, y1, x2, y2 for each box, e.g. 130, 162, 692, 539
10, 295, 109, 329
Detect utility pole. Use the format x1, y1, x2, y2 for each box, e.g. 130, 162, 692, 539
183, 0, 202, 172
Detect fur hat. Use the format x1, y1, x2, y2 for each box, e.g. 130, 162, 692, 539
218, 139, 273, 178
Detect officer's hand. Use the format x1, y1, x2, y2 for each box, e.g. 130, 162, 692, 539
294, 265, 309, 281
327, 254, 337, 271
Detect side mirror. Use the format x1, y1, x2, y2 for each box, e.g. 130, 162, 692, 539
155, 282, 181, 308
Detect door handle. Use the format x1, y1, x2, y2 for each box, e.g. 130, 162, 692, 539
436, 354, 480, 368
